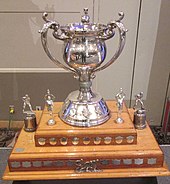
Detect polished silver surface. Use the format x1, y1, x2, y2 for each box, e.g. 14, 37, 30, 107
104, 136, 112, 144
115, 88, 125, 124
94, 137, 102, 145
49, 138, 57, 145
72, 137, 79, 145
39, 8, 127, 127
38, 138, 46, 146
24, 114, 37, 132
126, 136, 135, 144
83, 137, 90, 145
115, 136, 123, 144
60, 137, 68, 145
44, 89, 56, 126
59, 91, 110, 127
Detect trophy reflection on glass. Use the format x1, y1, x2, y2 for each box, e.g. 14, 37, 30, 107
44, 89, 56, 126
39, 8, 127, 127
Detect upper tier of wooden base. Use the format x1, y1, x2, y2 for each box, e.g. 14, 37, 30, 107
35, 101, 137, 147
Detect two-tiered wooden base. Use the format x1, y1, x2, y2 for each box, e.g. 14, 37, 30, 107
3, 101, 170, 180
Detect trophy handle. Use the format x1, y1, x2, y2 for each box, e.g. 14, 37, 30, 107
39, 13, 77, 74
94, 12, 127, 73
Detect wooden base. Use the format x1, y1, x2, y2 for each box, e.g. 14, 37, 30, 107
35, 101, 137, 147
3, 163, 170, 180
7, 122, 164, 172
3, 100, 170, 180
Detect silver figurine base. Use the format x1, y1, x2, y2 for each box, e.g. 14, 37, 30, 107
59, 90, 110, 127
47, 118, 56, 126
24, 114, 37, 132
115, 117, 124, 124
134, 109, 146, 130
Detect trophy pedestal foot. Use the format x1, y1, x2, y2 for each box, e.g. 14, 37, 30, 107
59, 90, 110, 127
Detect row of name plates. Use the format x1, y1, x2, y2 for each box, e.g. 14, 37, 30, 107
3, 101, 170, 180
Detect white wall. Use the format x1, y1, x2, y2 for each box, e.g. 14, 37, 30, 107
0, 0, 168, 124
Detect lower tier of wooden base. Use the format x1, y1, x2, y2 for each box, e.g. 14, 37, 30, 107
7, 123, 164, 172
3, 163, 170, 180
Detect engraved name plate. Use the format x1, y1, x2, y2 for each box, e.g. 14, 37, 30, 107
123, 159, 132, 165
135, 158, 144, 165
148, 158, 157, 165
112, 159, 121, 165
126, 136, 134, 144
11, 161, 21, 168
22, 161, 31, 168
100, 160, 109, 165
32, 161, 42, 167
43, 161, 52, 167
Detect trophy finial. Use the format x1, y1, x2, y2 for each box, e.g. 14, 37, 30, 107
81, 8, 90, 23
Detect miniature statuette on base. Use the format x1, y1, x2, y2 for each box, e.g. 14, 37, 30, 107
44, 89, 56, 126
115, 88, 126, 124
22, 94, 37, 132
133, 92, 146, 130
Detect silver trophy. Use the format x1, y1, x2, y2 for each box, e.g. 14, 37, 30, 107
115, 88, 125, 123
22, 94, 37, 132
133, 92, 146, 129
44, 89, 56, 126
39, 8, 127, 127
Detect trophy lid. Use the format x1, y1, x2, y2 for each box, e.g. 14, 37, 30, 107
60, 8, 114, 37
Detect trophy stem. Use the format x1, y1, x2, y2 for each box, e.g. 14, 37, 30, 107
78, 80, 95, 102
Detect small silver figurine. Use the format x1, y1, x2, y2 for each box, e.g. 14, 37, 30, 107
22, 94, 37, 132
133, 92, 146, 129
115, 88, 125, 124
44, 89, 56, 126
133, 92, 145, 110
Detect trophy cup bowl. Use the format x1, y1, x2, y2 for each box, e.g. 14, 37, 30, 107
39, 8, 127, 127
